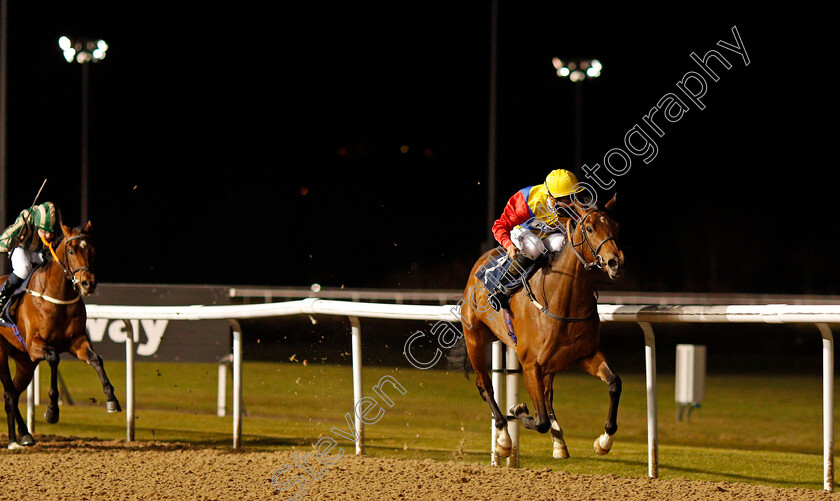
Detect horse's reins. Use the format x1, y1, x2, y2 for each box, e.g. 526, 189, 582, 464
520, 209, 614, 322
26, 234, 91, 305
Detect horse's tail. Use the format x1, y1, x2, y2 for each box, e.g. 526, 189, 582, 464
447, 335, 473, 378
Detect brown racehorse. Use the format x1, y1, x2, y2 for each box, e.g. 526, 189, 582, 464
0, 221, 121, 449
459, 195, 624, 460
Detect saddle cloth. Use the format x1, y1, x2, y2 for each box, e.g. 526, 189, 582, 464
1, 270, 37, 327
474, 252, 540, 297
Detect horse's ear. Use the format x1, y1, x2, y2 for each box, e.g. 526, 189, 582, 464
85, 221, 92, 233
604, 193, 618, 213
61, 223, 71, 237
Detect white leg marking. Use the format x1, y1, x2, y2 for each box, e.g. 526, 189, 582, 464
550, 418, 569, 459
593, 432, 614, 455
496, 424, 512, 458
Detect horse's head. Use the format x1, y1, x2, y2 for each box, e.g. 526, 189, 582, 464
59, 221, 96, 295
568, 194, 625, 280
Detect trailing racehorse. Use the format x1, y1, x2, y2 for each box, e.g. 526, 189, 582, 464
0, 222, 120, 448
458, 195, 624, 460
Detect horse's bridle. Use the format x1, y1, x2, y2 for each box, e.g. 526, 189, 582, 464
42, 234, 92, 290
568, 209, 617, 271
59, 235, 93, 289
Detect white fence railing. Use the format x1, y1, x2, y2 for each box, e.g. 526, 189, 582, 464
64, 300, 840, 491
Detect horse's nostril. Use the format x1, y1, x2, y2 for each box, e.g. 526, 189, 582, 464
608, 259, 618, 269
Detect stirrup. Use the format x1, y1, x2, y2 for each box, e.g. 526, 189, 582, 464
487, 290, 509, 311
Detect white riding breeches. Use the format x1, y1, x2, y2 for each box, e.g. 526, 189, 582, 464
510, 228, 567, 261
10, 247, 43, 280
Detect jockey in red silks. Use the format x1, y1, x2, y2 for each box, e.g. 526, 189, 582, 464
487, 169, 583, 309
0, 202, 60, 312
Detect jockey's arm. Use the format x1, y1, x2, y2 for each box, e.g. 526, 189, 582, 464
492, 190, 531, 257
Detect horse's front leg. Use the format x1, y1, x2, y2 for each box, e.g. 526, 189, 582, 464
73, 341, 122, 413
577, 349, 622, 455
27, 340, 62, 424
43, 346, 61, 424
543, 372, 569, 459
511, 363, 551, 434
461, 313, 512, 460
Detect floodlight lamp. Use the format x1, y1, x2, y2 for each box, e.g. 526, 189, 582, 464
59, 36, 108, 63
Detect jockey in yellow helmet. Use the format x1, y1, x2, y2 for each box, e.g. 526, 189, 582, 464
487, 169, 583, 309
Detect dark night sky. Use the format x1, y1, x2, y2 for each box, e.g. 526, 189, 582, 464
2, 2, 837, 294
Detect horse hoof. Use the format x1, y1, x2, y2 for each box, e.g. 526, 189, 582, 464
19, 434, 35, 446
593, 433, 614, 455
496, 443, 512, 458
7, 442, 23, 450
509, 402, 529, 417
45, 406, 59, 424
553, 445, 570, 459
106, 400, 122, 413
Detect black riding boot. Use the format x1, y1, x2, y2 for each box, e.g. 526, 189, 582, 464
0, 273, 23, 314
487, 253, 534, 311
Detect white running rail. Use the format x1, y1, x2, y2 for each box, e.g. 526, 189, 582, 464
74, 299, 838, 491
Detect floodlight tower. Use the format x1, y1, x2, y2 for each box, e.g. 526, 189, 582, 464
551, 58, 601, 175
58, 36, 108, 224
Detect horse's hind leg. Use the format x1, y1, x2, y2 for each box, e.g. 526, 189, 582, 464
463, 323, 511, 459
543, 372, 569, 459
577, 349, 622, 455
43, 347, 60, 424
74, 342, 122, 413
3, 351, 35, 447
10, 361, 36, 446
0, 351, 22, 448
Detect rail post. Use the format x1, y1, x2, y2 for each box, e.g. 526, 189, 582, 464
817, 323, 834, 492
125, 319, 135, 442
491, 340, 503, 466
217, 358, 227, 417
350, 316, 364, 454
230, 319, 243, 448
26, 363, 38, 433
639, 321, 658, 478
505, 344, 520, 467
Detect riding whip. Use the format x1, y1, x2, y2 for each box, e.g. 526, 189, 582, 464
22, 178, 48, 238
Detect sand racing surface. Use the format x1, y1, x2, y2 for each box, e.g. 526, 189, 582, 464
0, 437, 838, 500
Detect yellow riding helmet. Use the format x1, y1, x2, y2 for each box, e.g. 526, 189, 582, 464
545, 169, 584, 198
